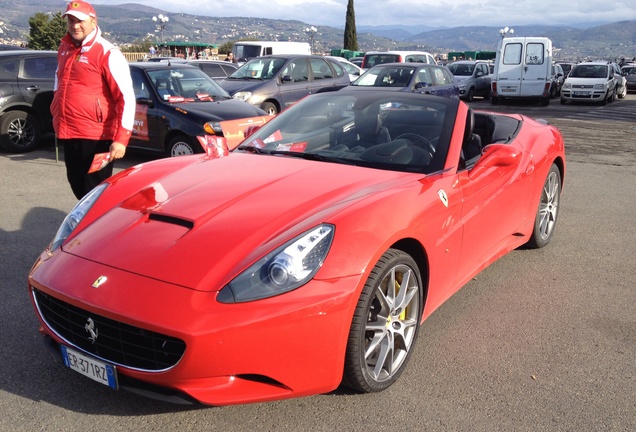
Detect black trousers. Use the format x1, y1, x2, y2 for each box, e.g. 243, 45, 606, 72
60, 138, 114, 200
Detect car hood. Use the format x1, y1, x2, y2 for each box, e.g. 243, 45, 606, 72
218, 78, 272, 95
565, 77, 606, 86
453, 76, 470, 84
170, 97, 265, 119
64, 153, 413, 291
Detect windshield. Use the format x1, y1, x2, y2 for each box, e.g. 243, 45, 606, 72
352, 66, 416, 87
569, 65, 608, 79
237, 92, 458, 174
447, 62, 475, 76
622, 67, 636, 75
147, 68, 230, 101
233, 45, 262, 61
229, 57, 287, 79
364, 54, 400, 68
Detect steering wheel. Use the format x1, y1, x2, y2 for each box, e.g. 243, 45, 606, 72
394, 133, 435, 156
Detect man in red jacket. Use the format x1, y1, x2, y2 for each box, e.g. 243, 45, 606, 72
52, 1, 136, 199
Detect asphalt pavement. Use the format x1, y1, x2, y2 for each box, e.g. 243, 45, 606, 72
1, 94, 635, 431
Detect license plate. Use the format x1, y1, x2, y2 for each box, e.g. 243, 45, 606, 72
61, 345, 118, 389
574, 91, 589, 96
501, 88, 515, 93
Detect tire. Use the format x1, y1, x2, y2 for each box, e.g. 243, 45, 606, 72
560, 98, 567, 105
540, 96, 550, 106
261, 102, 278, 116
0, 110, 40, 153
525, 163, 561, 249
617, 84, 627, 99
466, 87, 475, 102
166, 135, 198, 157
483, 89, 491, 100
343, 249, 423, 393
491, 96, 499, 105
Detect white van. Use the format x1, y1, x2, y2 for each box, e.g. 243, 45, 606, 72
490, 37, 553, 105
232, 41, 311, 64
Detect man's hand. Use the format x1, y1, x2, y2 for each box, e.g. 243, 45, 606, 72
109, 142, 127, 160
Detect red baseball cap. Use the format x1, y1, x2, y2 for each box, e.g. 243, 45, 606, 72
64, 1, 97, 21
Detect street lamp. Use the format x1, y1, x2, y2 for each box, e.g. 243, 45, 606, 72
499, 26, 514, 38
304, 26, 318, 54
152, 14, 169, 46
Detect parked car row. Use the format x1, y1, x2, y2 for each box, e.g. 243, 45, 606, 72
1, 48, 631, 156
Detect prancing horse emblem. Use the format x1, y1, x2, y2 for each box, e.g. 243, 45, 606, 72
85, 318, 98, 344
438, 189, 449, 208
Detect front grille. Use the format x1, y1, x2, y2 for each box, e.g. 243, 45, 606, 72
33, 288, 186, 371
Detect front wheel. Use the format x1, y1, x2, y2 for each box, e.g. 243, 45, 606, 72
525, 163, 561, 249
343, 249, 423, 393
466, 87, 475, 102
166, 134, 198, 157
261, 102, 278, 116
0, 110, 41, 152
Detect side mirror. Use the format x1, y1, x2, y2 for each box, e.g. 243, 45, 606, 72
469, 144, 520, 180
282, 75, 293, 83
414, 82, 430, 90
136, 97, 153, 106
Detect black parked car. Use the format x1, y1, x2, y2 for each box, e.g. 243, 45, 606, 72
129, 62, 265, 157
0, 50, 57, 152
218, 54, 352, 115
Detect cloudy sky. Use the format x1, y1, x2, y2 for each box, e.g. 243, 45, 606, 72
89, 0, 636, 28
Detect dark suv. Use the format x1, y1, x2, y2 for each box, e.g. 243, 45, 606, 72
0, 50, 57, 152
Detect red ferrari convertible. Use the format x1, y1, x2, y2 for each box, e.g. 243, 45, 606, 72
29, 92, 565, 406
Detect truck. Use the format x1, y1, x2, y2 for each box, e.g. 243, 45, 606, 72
232, 41, 311, 64
490, 36, 553, 106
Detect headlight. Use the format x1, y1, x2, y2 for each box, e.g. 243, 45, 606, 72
563, 82, 571, 89
594, 84, 605, 90
233, 91, 252, 102
49, 184, 108, 251
204, 121, 222, 134
217, 224, 334, 303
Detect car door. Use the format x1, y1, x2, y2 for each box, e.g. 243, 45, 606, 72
128, 68, 162, 152
18, 54, 57, 132
278, 58, 312, 110
456, 142, 536, 281
430, 66, 459, 99
474, 63, 491, 96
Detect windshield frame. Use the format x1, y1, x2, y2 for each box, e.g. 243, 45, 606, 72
236, 92, 459, 175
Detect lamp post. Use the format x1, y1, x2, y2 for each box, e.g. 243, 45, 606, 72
499, 26, 514, 38
152, 14, 169, 47
304, 26, 318, 54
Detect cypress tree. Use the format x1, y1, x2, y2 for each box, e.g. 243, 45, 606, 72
343, 0, 358, 51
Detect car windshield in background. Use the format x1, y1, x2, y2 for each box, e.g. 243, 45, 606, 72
569, 65, 607, 78
363, 54, 400, 68
228, 57, 287, 80
237, 92, 457, 175
447, 62, 475, 76
147, 68, 230, 101
352, 66, 416, 87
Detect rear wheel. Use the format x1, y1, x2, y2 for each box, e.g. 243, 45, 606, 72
343, 249, 423, 393
0, 110, 41, 152
526, 163, 561, 249
617, 84, 627, 99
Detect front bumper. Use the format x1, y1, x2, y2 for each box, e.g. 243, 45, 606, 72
29, 250, 362, 405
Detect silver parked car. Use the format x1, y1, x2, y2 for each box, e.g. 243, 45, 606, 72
446, 60, 492, 101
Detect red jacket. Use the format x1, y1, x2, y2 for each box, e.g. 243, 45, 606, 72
51, 27, 135, 144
